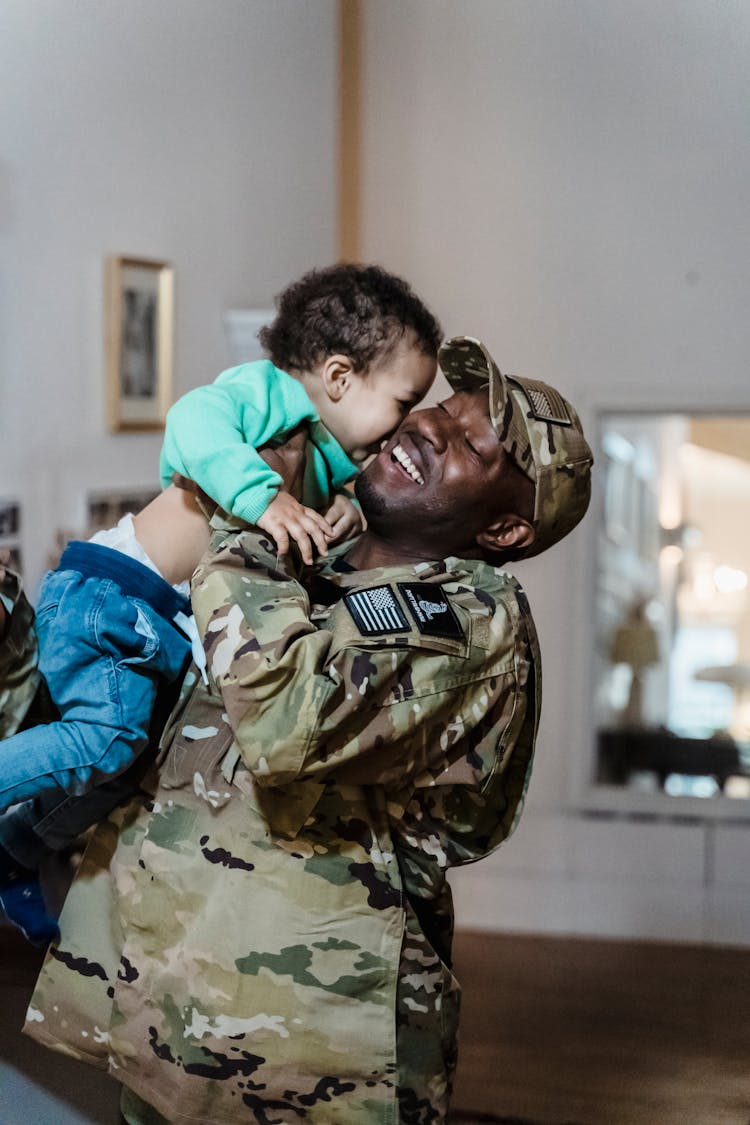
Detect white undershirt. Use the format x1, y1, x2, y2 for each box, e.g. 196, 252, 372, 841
88, 513, 207, 681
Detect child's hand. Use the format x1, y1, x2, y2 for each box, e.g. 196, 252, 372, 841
257, 492, 334, 565
323, 494, 365, 546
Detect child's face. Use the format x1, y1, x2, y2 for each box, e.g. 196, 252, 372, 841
323, 338, 437, 464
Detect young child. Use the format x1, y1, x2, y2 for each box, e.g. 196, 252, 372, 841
0, 263, 440, 944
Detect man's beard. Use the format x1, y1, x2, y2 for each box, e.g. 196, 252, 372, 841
354, 473, 387, 525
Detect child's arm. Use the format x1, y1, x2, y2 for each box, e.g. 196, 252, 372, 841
160, 364, 326, 524
132, 485, 211, 586
161, 368, 334, 564
255, 427, 333, 565
160, 379, 287, 525
148, 436, 332, 573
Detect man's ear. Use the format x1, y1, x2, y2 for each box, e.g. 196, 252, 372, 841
476, 515, 536, 555
320, 354, 356, 402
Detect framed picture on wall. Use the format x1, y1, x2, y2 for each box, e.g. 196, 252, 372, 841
105, 255, 174, 432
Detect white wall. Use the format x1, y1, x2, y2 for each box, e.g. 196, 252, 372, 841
360, 0, 750, 944
0, 0, 337, 593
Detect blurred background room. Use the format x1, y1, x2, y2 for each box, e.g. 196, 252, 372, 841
1, 2, 749, 1123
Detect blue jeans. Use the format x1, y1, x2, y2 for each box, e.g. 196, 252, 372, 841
0, 541, 191, 818
0, 762, 153, 868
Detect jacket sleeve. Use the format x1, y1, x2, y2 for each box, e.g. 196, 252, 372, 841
191, 526, 535, 795
391, 646, 540, 881
159, 370, 288, 524
0, 569, 42, 738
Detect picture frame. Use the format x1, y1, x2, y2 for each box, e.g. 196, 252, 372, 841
105, 255, 174, 432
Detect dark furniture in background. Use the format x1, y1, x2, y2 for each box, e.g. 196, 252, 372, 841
598, 726, 743, 791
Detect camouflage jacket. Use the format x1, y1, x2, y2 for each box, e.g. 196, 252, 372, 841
0, 567, 42, 737
25, 524, 541, 1125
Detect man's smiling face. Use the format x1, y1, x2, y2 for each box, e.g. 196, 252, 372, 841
355, 388, 533, 559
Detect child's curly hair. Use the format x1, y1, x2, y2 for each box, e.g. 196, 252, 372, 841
259, 263, 442, 375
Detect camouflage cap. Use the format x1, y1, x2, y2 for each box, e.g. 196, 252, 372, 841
438, 336, 593, 558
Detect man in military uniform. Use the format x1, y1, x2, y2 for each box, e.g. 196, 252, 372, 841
24, 337, 593, 1125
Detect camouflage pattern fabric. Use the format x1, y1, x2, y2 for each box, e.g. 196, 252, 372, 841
0, 568, 42, 737
24, 520, 541, 1125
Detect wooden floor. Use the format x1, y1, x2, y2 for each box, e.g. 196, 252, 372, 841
451, 931, 750, 1125
2, 927, 749, 1124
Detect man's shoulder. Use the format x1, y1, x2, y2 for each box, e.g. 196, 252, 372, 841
322, 554, 535, 663
444, 557, 537, 653
454, 557, 534, 617
356, 554, 529, 609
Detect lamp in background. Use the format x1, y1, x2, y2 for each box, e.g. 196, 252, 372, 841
609, 598, 660, 727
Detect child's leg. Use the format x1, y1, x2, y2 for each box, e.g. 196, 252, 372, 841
0, 558, 190, 811
0, 773, 145, 944
0, 803, 60, 946
0, 771, 144, 867
0, 697, 174, 947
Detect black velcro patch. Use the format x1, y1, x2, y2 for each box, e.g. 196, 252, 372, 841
397, 583, 465, 641
514, 377, 572, 426
344, 585, 410, 636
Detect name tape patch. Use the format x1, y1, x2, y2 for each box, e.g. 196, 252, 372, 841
397, 582, 465, 641
344, 585, 410, 636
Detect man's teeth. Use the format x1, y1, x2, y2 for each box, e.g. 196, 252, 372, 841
392, 443, 424, 485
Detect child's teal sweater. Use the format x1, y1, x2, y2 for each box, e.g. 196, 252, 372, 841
160, 361, 359, 523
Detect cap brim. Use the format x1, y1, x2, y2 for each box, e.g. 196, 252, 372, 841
438, 336, 537, 483
438, 336, 499, 394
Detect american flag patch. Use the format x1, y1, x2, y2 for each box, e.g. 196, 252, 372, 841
344, 585, 410, 636
522, 380, 572, 426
